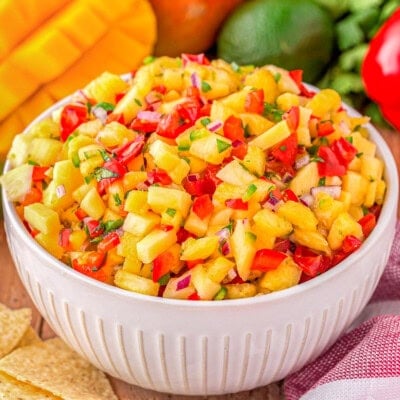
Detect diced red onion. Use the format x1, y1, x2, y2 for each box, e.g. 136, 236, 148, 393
206, 120, 223, 132
300, 194, 314, 207
216, 227, 230, 241
56, 184, 66, 198
226, 268, 237, 282
177, 275, 191, 291
92, 106, 108, 124
145, 91, 161, 105
137, 110, 161, 123
282, 172, 293, 183
295, 154, 310, 170
311, 185, 341, 199
191, 72, 201, 88
187, 174, 199, 182
221, 241, 231, 256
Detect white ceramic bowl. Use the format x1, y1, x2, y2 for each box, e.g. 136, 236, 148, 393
2, 96, 399, 396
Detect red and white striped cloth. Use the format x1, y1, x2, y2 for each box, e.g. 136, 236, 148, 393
284, 221, 400, 400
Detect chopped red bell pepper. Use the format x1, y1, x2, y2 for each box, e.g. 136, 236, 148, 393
95, 159, 126, 194
316, 146, 347, 176
186, 259, 203, 269
316, 120, 335, 136
188, 292, 201, 300
152, 252, 173, 283
192, 194, 214, 219
147, 168, 173, 185
113, 135, 145, 164
273, 238, 292, 253
181, 53, 210, 66
230, 140, 248, 160
282, 188, 298, 202
284, 106, 300, 132
97, 232, 120, 253
75, 207, 88, 220
341, 235, 363, 254
72, 251, 108, 282
225, 198, 248, 210
21, 186, 42, 206
331, 137, 357, 167
289, 69, 314, 98
358, 213, 376, 237
271, 133, 298, 166
182, 173, 216, 196
223, 115, 245, 142
294, 245, 331, 277
244, 89, 264, 114
251, 249, 287, 272
176, 227, 195, 244
60, 103, 88, 142
157, 109, 191, 139
32, 166, 49, 181
85, 218, 104, 238
59, 228, 72, 249
130, 114, 160, 133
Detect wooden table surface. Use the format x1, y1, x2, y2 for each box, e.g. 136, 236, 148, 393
1, 128, 399, 399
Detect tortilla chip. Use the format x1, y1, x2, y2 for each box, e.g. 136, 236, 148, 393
0, 338, 117, 400
0, 371, 59, 399
16, 326, 41, 348
0, 307, 32, 358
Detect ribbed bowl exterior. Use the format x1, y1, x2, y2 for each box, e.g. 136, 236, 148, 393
2, 94, 398, 395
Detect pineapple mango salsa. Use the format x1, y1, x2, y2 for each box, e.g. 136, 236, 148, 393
0, 54, 386, 300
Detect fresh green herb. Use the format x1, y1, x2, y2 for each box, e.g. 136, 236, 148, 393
113, 193, 122, 206
86, 102, 93, 113
214, 287, 228, 300
200, 117, 211, 127
134, 98, 142, 107
95, 102, 115, 112
181, 156, 191, 164
103, 219, 124, 232
318, 177, 326, 186
190, 129, 207, 141
71, 152, 81, 167
279, 145, 287, 151
311, 156, 324, 163
274, 72, 282, 82
243, 183, 257, 201
84, 174, 93, 184
308, 145, 319, 156
166, 208, 176, 217
224, 221, 234, 234
319, 137, 329, 146
143, 55, 156, 65
158, 273, 171, 285
177, 144, 190, 151
244, 124, 251, 138
245, 231, 257, 242
98, 149, 111, 161
263, 103, 284, 122
216, 139, 231, 153
94, 167, 119, 181
356, 152, 364, 158
201, 81, 212, 93
27, 160, 39, 165
345, 136, 353, 144
362, 205, 369, 216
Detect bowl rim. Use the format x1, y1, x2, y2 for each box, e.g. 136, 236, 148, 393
2, 88, 399, 309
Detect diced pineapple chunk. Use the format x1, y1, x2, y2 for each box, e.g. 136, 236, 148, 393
363, 181, 378, 208
124, 190, 149, 214
242, 145, 266, 176
206, 257, 235, 283
239, 113, 274, 136
114, 270, 159, 296
225, 283, 257, 299
29, 138, 63, 166
375, 179, 386, 205
216, 159, 256, 186
161, 209, 183, 231
84, 71, 128, 104
253, 208, 293, 237
360, 156, 383, 182
123, 171, 148, 191
35, 232, 64, 259
244, 68, 278, 103
163, 271, 196, 299
189, 132, 232, 165
350, 131, 376, 157
342, 171, 369, 206
80, 187, 106, 220
258, 257, 301, 292
147, 186, 192, 217
250, 120, 291, 150
210, 100, 237, 123
276, 92, 300, 111
289, 162, 319, 197
122, 256, 142, 275
181, 236, 219, 260
191, 265, 221, 300
277, 200, 318, 231
220, 89, 249, 113
96, 121, 135, 148
24, 202, 61, 235
184, 209, 210, 237
328, 212, 363, 250
0, 163, 33, 202
136, 229, 177, 264
313, 192, 345, 229
297, 107, 312, 146
118, 232, 141, 258
306, 89, 341, 118
231, 219, 257, 281
122, 212, 160, 237
292, 229, 331, 254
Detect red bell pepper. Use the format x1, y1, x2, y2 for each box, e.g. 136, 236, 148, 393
251, 249, 287, 272
192, 194, 214, 219
97, 232, 120, 253
341, 235, 363, 254
60, 103, 88, 141
230, 140, 248, 160
21, 186, 42, 206
225, 198, 248, 210
271, 133, 298, 166
223, 115, 245, 142
316, 120, 335, 137
317, 146, 347, 176
147, 168, 173, 185
244, 89, 264, 114
288, 70, 314, 98
72, 251, 108, 282
294, 245, 331, 277
113, 135, 145, 164
358, 213, 377, 237
32, 166, 49, 181
284, 106, 300, 132
85, 218, 104, 238
182, 53, 210, 66
95, 159, 126, 193
59, 228, 72, 249
331, 137, 357, 167
362, 8, 400, 131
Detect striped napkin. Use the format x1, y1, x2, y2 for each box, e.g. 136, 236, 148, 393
284, 221, 400, 400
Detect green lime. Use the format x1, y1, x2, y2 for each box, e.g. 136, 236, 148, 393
217, 0, 334, 83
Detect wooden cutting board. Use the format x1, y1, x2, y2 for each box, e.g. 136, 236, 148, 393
1, 129, 399, 399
